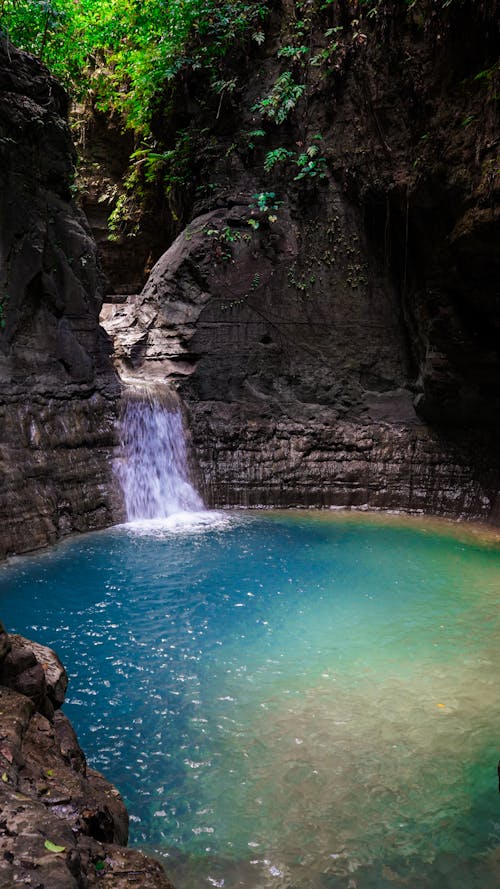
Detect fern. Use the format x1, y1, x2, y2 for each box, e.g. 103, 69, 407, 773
264, 147, 294, 171
252, 71, 305, 125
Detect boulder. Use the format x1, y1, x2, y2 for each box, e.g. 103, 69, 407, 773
0, 628, 175, 888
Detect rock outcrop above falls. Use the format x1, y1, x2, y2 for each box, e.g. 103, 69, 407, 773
0, 620, 174, 889
102, 0, 499, 520
0, 39, 122, 560
103, 189, 496, 518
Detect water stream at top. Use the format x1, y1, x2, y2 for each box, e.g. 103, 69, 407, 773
117, 385, 204, 522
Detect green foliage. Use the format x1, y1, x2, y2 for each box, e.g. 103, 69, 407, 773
264, 147, 294, 171
252, 71, 305, 124
311, 26, 342, 67
473, 61, 499, 102
131, 130, 193, 189
106, 127, 195, 238
204, 224, 250, 261
474, 64, 499, 83
107, 192, 136, 242
250, 192, 282, 213
0, 0, 268, 136
44, 840, 66, 854
293, 142, 327, 180
247, 191, 282, 228
247, 128, 266, 149
405, 0, 466, 8
277, 44, 309, 61
1, 0, 270, 240
287, 263, 316, 293
262, 137, 327, 181
0, 1, 70, 67
205, 225, 247, 244
252, 30, 265, 45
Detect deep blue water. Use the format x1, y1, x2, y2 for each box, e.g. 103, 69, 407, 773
1, 510, 499, 889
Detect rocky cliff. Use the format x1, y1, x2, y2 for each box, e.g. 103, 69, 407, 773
1, 2, 498, 564
0, 38, 123, 561
101, 0, 499, 520
0, 620, 173, 889
0, 6, 498, 886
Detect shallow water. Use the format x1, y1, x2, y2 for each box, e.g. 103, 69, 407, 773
1, 511, 499, 889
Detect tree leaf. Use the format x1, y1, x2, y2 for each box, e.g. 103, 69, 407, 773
44, 840, 66, 853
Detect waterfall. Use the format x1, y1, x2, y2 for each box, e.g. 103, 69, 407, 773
118, 387, 204, 521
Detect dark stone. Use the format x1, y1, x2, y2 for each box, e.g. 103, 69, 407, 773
0, 686, 34, 774
3, 662, 53, 721
53, 711, 86, 774
27, 639, 68, 709
0, 630, 174, 888
104, 194, 498, 519
84, 768, 129, 845
0, 37, 123, 562
0, 635, 70, 720
100, 0, 499, 521
0, 623, 10, 663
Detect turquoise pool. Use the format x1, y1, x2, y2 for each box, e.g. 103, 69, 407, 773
1, 511, 499, 888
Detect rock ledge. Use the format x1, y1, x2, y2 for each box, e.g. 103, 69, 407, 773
0, 619, 174, 889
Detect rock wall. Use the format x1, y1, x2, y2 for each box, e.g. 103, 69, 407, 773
75, 110, 170, 296
2, 1, 498, 560
0, 39, 123, 560
101, 0, 499, 521
0, 620, 173, 888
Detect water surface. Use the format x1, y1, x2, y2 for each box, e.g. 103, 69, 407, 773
1, 511, 499, 888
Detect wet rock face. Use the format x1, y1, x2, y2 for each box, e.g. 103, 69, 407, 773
340, 2, 500, 435
0, 38, 123, 560
0, 628, 174, 889
76, 111, 170, 296
104, 194, 496, 519
102, 0, 499, 520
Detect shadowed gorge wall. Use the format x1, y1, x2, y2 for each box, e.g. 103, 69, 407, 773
0, 39, 122, 560
0, 1, 498, 560
101, 0, 499, 520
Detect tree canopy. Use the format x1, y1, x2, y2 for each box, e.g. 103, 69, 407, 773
0, 0, 268, 134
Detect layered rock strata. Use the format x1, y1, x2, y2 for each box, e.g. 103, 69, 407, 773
0, 620, 174, 889
0, 38, 123, 560
102, 193, 496, 519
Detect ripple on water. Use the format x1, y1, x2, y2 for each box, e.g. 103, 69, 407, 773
0, 511, 499, 889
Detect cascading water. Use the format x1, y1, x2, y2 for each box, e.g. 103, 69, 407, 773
117, 386, 204, 521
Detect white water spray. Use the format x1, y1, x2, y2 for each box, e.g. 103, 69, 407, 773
118, 387, 204, 521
